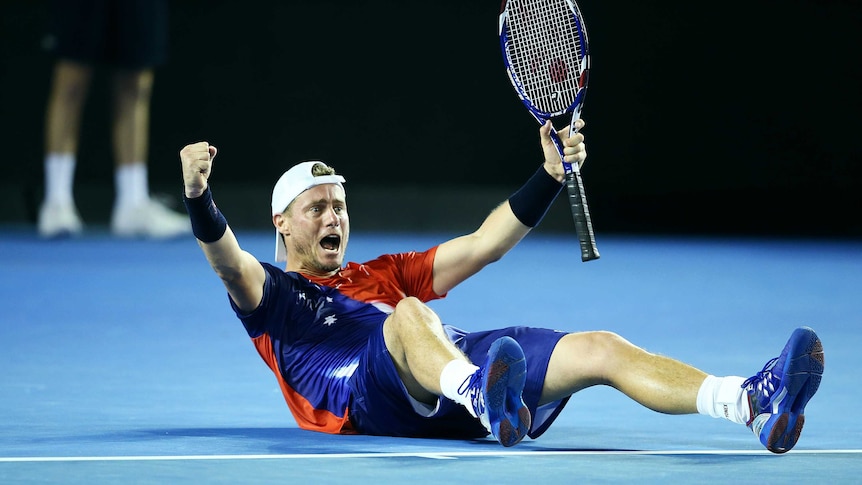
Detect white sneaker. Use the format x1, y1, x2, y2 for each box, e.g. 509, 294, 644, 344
38, 201, 83, 238
111, 197, 191, 239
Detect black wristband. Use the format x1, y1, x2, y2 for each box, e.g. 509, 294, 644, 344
182, 186, 228, 243
508, 166, 563, 227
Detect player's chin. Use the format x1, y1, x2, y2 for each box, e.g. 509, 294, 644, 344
317, 252, 343, 272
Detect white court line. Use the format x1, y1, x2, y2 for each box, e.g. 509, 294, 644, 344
1, 449, 861, 463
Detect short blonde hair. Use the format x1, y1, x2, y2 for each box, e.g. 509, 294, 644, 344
284, 162, 340, 215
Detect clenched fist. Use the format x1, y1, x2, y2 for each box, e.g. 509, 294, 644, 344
180, 142, 218, 198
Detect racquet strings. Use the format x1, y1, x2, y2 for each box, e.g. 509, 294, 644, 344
505, 0, 585, 115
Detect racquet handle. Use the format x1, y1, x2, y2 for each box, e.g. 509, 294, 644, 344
565, 168, 600, 261
550, 129, 599, 262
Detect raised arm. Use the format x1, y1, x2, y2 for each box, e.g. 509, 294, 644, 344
431, 120, 587, 295
180, 142, 265, 313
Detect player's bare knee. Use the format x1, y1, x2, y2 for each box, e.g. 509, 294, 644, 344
586, 330, 652, 382
568, 330, 633, 368
387, 297, 417, 335
384, 298, 435, 360
591, 330, 633, 354
390, 297, 442, 337
393, 297, 431, 321
394, 296, 422, 311
545, 331, 629, 395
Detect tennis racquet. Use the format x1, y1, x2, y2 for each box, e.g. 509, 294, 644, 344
499, 0, 599, 261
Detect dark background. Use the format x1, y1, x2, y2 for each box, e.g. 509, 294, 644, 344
1, 0, 860, 236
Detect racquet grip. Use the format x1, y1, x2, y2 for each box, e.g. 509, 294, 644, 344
565, 170, 600, 261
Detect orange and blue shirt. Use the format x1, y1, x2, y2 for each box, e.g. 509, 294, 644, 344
230, 247, 442, 434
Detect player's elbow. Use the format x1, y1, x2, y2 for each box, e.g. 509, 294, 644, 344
210, 256, 253, 286
482, 250, 505, 266
213, 264, 244, 285
476, 233, 521, 266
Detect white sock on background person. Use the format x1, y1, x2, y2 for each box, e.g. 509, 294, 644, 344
696, 375, 750, 424
43, 152, 76, 205
114, 162, 149, 210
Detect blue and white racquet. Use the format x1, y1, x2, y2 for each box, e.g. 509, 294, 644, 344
500, 0, 599, 261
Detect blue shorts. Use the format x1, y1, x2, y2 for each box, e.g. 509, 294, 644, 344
347, 324, 569, 439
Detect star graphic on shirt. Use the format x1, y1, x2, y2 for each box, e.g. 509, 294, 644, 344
298, 292, 306, 301
323, 315, 337, 326
326, 297, 333, 303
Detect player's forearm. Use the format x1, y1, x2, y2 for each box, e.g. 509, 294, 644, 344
439, 166, 562, 270
473, 201, 532, 263
183, 185, 243, 276
197, 225, 265, 311
183, 186, 265, 309
477, 165, 564, 261
197, 226, 245, 278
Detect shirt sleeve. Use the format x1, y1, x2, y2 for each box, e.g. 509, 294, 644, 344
229, 262, 279, 339
381, 245, 445, 302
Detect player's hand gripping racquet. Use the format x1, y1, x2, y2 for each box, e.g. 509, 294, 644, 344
500, 0, 599, 261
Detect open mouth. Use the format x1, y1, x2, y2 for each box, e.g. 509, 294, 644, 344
320, 234, 341, 252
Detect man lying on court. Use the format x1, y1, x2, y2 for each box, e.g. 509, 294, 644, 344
178, 119, 824, 453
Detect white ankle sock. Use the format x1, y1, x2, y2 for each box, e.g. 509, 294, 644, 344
439, 359, 480, 415
44, 153, 76, 205
114, 162, 148, 210
696, 375, 750, 424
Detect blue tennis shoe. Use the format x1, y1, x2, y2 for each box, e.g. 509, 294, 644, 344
743, 326, 824, 453
459, 336, 531, 447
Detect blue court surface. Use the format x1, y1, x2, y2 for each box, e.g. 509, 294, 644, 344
1, 228, 860, 483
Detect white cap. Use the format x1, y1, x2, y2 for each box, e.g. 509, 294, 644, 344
271, 161, 345, 262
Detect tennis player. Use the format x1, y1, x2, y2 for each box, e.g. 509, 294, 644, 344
179, 120, 823, 452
